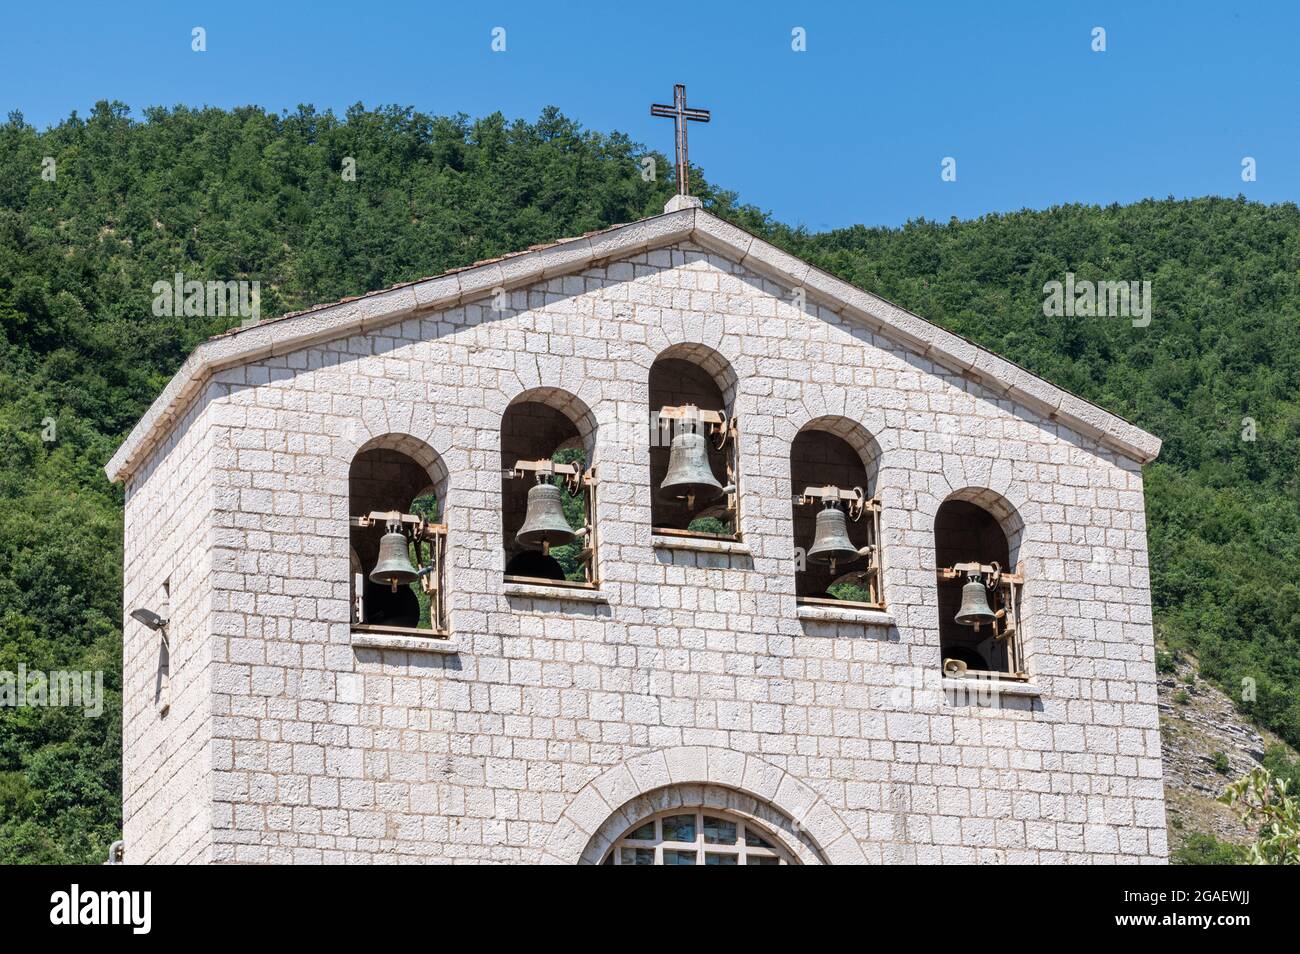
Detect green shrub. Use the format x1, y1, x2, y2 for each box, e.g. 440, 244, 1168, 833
1170, 833, 1248, 865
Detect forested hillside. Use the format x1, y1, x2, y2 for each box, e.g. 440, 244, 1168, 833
1, 103, 1297, 862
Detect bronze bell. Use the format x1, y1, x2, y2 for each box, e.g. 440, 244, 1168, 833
370, 526, 418, 592
955, 576, 997, 628
806, 504, 857, 571
516, 481, 576, 551
806, 503, 861, 572
658, 430, 724, 506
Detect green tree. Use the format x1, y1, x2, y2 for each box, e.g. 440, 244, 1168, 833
1220, 767, 1300, 864
4, 102, 1300, 862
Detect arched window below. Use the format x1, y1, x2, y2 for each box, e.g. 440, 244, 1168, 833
349, 437, 448, 637
602, 808, 796, 865
934, 491, 1026, 680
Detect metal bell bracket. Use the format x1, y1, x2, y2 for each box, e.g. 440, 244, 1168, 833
509, 459, 593, 541
939, 561, 1022, 585
940, 561, 1024, 640
350, 510, 442, 542
796, 484, 874, 520
657, 404, 734, 450
797, 485, 879, 561
417, 564, 438, 595
507, 458, 594, 496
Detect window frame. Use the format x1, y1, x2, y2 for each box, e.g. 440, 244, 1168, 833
793, 488, 885, 611
649, 405, 741, 543
351, 512, 449, 638
936, 562, 1027, 681
602, 808, 794, 865
501, 458, 600, 589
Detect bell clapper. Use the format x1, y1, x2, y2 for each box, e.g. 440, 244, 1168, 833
388, 518, 403, 592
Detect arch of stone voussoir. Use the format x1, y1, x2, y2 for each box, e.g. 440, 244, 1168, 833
538, 746, 867, 865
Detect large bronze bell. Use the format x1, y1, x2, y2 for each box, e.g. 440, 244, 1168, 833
955, 576, 997, 627
516, 481, 576, 551
658, 430, 725, 506
806, 503, 861, 571
370, 526, 418, 592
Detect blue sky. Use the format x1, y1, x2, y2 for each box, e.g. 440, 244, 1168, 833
0, 0, 1292, 230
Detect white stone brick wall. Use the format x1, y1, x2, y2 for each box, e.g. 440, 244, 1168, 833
122, 241, 1166, 863
121, 383, 218, 863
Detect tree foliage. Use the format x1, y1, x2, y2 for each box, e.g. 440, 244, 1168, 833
1170, 832, 1250, 866
1220, 766, 1300, 864
2, 101, 1298, 861
788, 201, 1300, 747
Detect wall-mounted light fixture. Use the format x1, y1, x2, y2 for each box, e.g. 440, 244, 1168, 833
130, 608, 168, 631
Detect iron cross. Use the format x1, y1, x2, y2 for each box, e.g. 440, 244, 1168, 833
651, 84, 711, 196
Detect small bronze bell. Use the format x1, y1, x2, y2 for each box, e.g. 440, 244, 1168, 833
658, 430, 725, 507
516, 481, 576, 551
370, 525, 418, 592
806, 503, 861, 572
955, 576, 997, 628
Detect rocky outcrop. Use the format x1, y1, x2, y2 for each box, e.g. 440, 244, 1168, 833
1159, 650, 1288, 850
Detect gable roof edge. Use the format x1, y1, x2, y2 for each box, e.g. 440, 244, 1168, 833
106, 207, 1159, 483
689, 212, 1161, 465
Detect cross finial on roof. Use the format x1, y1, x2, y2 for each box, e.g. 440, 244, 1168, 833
651, 84, 711, 197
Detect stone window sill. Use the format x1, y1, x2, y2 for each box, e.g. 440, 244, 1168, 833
940, 677, 1044, 699
351, 629, 459, 654
651, 534, 751, 557
502, 581, 609, 604
796, 604, 894, 626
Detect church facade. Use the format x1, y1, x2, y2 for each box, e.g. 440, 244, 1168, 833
108, 198, 1167, 864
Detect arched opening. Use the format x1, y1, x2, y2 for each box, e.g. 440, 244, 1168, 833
349, 435, 448, 635
602, 807, 797, 865
934, 489, 1026, 679
648, 344, 739, 539
500, 388, 598, 587
790, 418, 883, 607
